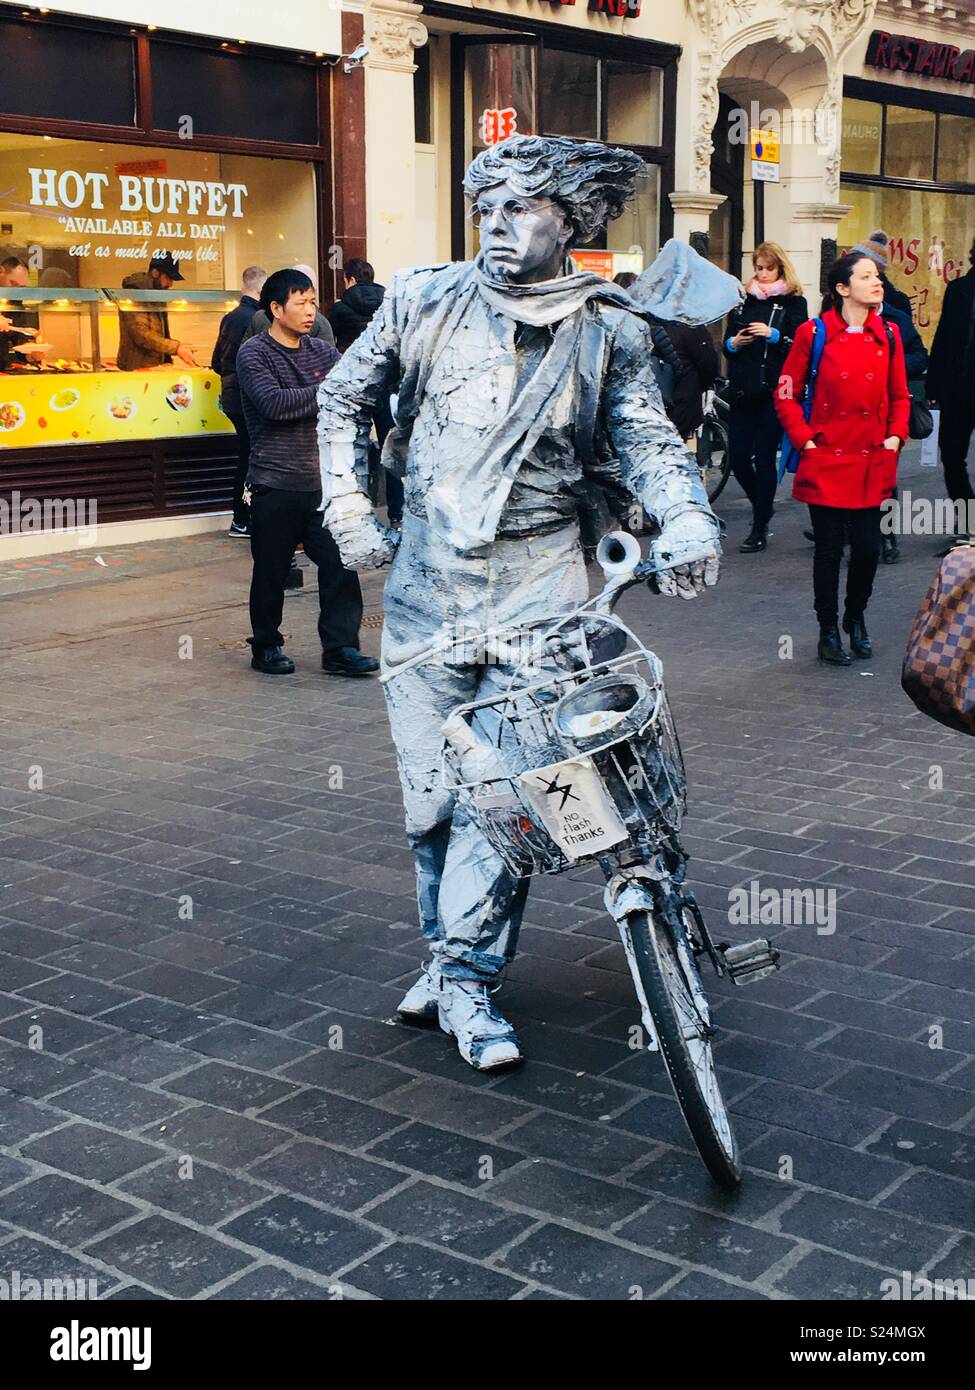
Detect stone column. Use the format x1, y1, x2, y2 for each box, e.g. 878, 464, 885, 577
362, 0, 428, 284
791, 202, 855, 304
669, 192, 728, 249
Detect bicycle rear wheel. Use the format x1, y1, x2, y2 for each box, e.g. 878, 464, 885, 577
626, 907, 740, 1189
697, 416, 731, 504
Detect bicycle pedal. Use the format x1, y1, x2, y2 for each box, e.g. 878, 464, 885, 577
720, 938, 780, 986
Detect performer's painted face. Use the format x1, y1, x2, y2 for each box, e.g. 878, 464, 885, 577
473, 180, 572, 284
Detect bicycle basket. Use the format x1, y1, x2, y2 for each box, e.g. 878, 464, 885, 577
442, 646, 687, 877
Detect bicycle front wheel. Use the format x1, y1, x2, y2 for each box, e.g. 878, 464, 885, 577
627, 908, 740, 1190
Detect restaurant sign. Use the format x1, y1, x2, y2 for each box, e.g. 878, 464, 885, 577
27, 167, 248, 264
866, 30, 975, 85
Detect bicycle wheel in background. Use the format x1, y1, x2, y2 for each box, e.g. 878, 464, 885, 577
625, 904, 741, 1190
696, 415, 731, 504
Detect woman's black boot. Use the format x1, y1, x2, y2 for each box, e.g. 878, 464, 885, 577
818, 625, 852, 666
842, 612, 872, 659
740, 523, 768, 553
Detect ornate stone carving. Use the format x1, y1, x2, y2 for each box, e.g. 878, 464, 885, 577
772, 0, 879, 56
685, 0, 880, 192
692, 51, 723, 190
364, 1, 427, 72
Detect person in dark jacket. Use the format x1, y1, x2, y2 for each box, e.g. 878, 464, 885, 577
878, 300, 929, 564
613, 271, 718, 440
328, 258, 387, 352
847, 229, 913, 321
663, 320, 720, 439
724, 241, 808, 553
328, 259, 402, 524
927, 238, 975, 522
776, 253, 910, 666
211, 266, 267, 536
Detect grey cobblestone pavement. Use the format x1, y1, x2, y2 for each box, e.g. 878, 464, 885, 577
1, 452, 974, 1301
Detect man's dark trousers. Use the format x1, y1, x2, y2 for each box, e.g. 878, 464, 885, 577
939, 397, 975, 505
227, 412, 251, 528
249, 485, 362, 652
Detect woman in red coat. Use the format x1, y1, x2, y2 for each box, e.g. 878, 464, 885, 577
776, 253, 910, 665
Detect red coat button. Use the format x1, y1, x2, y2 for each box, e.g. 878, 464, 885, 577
840, 372, 849, 379
862, 449, 869, 457
861, 410, 870, 419
865, 372, 874, 380
839, 411, 848, 419
835, 448, 842, 455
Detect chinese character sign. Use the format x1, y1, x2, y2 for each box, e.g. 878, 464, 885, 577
841, 187, 971, 348
479, 108, 518, 146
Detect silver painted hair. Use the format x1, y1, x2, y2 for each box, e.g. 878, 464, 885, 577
463, 135, 644, 247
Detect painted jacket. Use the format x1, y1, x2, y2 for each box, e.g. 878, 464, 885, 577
775, 307, 911, 510
316, 261, 716, 567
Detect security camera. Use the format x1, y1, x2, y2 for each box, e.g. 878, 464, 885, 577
343, 43, 369, 73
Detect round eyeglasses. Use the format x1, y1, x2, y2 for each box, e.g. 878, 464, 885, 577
467, 197, 561, 229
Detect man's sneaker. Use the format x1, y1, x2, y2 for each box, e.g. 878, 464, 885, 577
438, 978, 523, 1071
228, 520, 250, 538
396, 963, 441, 1023
322, 647, 379, 678
251, 644, 295, 675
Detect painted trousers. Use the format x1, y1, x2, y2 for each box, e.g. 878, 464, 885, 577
381, 513, 588, 984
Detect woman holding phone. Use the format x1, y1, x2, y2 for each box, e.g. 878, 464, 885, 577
723, 242, 808, 553
776, 252, 910, 666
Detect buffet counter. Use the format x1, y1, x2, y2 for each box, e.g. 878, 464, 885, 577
0, 287, 236, 449
0, 367, 231, 447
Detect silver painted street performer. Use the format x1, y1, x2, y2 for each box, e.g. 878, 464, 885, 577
318, 134, 739, 1071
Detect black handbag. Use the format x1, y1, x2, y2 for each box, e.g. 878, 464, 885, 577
908, 381, 934, 441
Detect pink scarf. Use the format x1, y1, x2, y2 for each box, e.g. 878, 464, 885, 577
748, 277, 789, 300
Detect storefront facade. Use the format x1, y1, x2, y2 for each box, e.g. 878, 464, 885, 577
0, 1, 342, 555
8, 0, 975, 555
840, 19, 975, 347
363, 0, 975, 320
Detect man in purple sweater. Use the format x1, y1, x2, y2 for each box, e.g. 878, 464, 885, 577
236, 268, 378, 677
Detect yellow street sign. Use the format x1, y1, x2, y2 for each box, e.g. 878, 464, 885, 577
750, 129, 780, 164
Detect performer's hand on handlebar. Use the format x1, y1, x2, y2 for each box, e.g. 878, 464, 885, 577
649, 510, 721, 600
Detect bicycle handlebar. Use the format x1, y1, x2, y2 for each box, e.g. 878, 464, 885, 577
378, 543, 715, 685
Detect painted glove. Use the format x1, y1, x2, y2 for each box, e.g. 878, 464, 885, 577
328, 496, 401, 570
649, 507, 721, 600
320, 434, 400, 570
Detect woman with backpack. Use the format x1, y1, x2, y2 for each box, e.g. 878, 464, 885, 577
776, 252, 911, 666
723, 242, 808, 553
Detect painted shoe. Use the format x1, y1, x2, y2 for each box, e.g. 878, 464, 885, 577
396, 963, 441, 1023
437, 979, 523, 1071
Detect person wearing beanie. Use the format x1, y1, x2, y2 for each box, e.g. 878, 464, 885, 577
848, 229, 912, 321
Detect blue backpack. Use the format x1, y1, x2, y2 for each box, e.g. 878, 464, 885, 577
778, 317, 826, 482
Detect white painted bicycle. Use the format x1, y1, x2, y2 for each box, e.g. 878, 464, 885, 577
383, 532, 780, 1189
